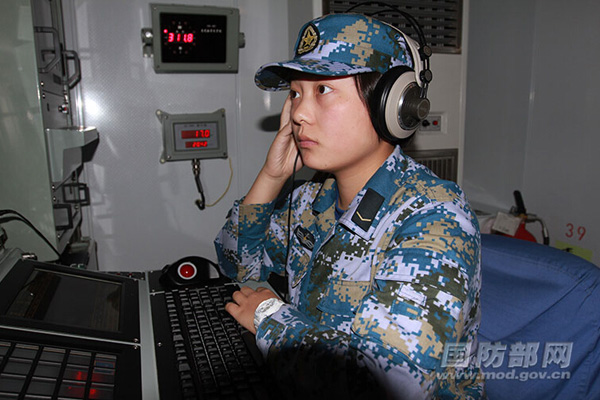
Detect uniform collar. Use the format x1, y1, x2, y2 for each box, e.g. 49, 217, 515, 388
311, 177, 337, 215
311, 146, 410, 240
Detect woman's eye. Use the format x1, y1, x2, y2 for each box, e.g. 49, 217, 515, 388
289, 90, 300, 99
318, 85, 332, 95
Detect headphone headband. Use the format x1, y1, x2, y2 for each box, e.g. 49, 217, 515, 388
346, 3, 433, 141
344, 2, 432, 94
398, 30, 424, 87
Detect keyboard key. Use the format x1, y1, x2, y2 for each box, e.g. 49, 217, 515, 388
91, 367, 115, 384
63, 365, 88, 381
34, 361, 62, 379
3, 359, 33, 375
39, 348, 65, 363
88, 384, 114, 400
26, 377, 56, 396
67, 351, 92, 366
0, 374, 26, 393
58, 381, 86, 399
12, 344, 39, 360
94, 355, 116, 370
178, 362, 191, 373
0, 342, 10, 357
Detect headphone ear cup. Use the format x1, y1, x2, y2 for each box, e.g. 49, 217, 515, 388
370, 66, 430, 141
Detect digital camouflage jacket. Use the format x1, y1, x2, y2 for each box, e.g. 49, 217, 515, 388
214, 146, 484, 399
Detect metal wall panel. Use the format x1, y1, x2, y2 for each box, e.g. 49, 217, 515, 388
71, 0, 297, 270
0, 0, 58, 260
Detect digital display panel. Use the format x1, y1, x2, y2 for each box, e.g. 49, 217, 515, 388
174, 121, 218, 152
158, 109, 227, 161
150, 4, 240, 73
159, 13, 227, 64
6, 268, 122, 332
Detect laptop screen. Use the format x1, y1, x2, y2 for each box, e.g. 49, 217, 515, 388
0, 259, 139, 342
6, 268, 122, 332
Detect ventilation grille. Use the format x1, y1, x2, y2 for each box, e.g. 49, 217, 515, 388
323, 0, 463, 53
404, 148, 458, 182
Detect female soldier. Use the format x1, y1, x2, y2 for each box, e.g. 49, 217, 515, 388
215, 13, 484, 399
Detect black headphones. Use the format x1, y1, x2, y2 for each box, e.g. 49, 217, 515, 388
346, 2, 433, 141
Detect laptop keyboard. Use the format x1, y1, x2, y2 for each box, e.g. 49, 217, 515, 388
164, 285, 271, 399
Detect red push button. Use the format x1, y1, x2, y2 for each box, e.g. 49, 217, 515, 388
177, 263, 197, 280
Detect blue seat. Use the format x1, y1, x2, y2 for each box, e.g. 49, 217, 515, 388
478, 234, 600, 400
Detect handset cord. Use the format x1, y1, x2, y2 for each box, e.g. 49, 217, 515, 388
193, 158, 234, 211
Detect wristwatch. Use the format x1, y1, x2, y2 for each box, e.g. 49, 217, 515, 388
253, 298, 285, 330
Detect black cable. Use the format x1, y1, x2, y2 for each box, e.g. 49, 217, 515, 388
0, 209, 61, 258
192, 159, 206, 210
281, 151, 302, 300
343, 1, 432, 96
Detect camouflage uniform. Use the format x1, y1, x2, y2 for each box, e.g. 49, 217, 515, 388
255, 14, 416, 91
215, 147, 484, 399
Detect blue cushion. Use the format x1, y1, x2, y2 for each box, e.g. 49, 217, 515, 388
478, 234, 600, 400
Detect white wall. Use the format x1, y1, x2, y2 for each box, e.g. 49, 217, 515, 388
70, 0, 295, 270
463, 0, 600, 265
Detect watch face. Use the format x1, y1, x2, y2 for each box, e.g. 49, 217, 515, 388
253, 298, 283, 328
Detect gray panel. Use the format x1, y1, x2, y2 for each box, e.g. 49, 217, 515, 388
156, 109, 227, 162
0, 0, 59, 260
1, 0, 95, 263
462, 0, 535, 210
45, 126, 99, 183
39, 90, 71, 130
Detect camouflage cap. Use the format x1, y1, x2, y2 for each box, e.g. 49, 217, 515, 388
255, 13, 414, 91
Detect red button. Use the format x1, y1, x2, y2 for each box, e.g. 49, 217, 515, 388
177, 263, 197, 280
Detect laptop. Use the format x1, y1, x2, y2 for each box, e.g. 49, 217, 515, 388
0, 247, 276, 399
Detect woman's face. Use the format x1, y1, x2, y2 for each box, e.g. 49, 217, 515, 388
289, 74, 393, 179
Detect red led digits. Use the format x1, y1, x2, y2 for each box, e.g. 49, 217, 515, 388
164, 30, 195, 44
185, 141, 208, 148
181, 129, 210, 139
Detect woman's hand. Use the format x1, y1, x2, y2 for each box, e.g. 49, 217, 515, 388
242, 96, 303, 205
261, 95, 303, 180
225, 286, 279, 334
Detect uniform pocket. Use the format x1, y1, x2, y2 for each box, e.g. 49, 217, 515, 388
317, 280, 371, 328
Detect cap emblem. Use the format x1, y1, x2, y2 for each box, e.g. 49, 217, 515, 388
296, 24, 319, 55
